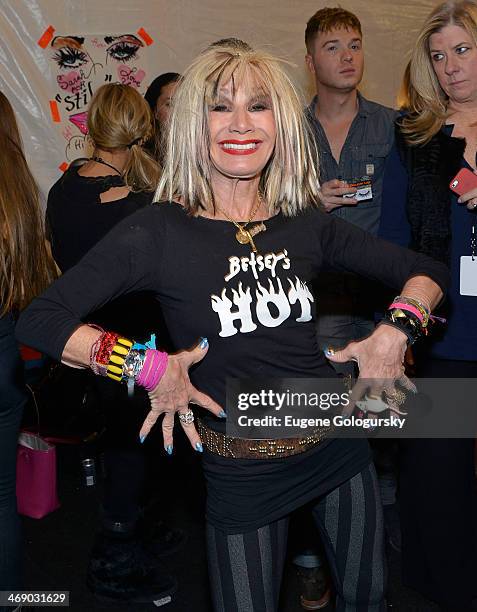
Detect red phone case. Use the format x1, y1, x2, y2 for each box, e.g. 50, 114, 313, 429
449, 168, 477, 196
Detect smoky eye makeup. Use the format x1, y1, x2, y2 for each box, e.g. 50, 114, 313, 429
209, 102, 230, 112
248, 95, 272, 111
52, 46, 89, 69
208, 93, 232, 111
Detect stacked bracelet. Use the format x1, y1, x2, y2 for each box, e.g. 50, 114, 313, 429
136, 349, 169, 391
90, 330, 118, 375
383, 295, 433, 345
106, 337, 133, 382
89, 330, 168, 391
123, 346, 148, 380
382, 309, 423, 344
390, 295, 430, 328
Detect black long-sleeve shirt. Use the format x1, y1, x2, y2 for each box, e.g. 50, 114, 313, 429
18, 201, 448, 410
45, 165, 162, 340
17, 201, 449, 531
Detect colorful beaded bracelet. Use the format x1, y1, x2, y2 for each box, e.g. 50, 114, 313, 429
89, 328, 168, 391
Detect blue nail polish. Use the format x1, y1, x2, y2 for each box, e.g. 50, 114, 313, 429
324, 347, 334, 357
195, 442, 203, 452
140, 434, 146, 444
166, 445, 173, 455
199, 337, 208, 349
219, 410, 227, 419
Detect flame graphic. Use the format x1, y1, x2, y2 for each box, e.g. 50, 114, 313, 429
211, 283, 256, 337
255, 277, 290, 327
288, 276, 314, 322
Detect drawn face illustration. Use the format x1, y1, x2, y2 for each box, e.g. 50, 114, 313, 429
51, 36, 93, 94
51, 34, 145, 91
104, 35, 143, 64
49, 34, 148, 163
51, 36, 91, 70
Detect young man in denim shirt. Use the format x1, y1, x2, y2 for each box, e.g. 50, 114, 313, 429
305, 7, 398, 369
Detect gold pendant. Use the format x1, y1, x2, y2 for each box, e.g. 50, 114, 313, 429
235, 223, 266, 253
235, 229, 257, 252
236, 228, 250, 245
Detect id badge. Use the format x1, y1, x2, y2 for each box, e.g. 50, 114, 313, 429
460, 256, 477, 295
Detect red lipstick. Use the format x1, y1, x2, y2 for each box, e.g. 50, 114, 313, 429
218, 139, 262, 155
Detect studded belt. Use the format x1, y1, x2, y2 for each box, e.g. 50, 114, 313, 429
197, 419, 330, 459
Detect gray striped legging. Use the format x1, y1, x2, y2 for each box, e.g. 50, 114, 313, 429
206, 463, 385, 612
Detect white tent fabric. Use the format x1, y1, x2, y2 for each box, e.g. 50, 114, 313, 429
0, 0, 438, 198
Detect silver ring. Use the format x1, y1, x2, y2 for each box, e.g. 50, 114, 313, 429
178, 409, 194, 425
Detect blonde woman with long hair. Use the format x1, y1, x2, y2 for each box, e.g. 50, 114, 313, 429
0, 91, 56, 605
18, 43, 447, 610
380, 1, 477, 608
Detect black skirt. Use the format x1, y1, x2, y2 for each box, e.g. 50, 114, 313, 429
203, 437, 371, 533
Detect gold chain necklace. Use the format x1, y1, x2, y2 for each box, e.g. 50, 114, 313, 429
217, 194, 267, 253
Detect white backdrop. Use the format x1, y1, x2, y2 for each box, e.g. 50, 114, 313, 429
0, 0, 438, 198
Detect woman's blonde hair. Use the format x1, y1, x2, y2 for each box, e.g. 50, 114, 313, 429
402, 0, 477, 145
0, 92, 57, 314
155, 42, 321, 215
88, 84, 160, 191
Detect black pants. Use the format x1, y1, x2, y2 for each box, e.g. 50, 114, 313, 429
207, 463, 386, 612
399, 357, 477, 607
0, 314, 26, 604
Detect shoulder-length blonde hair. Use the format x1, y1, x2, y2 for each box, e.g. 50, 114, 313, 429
402, 0, 477, 145
0, 92, 57, 315
88, 84, 160, 192
155, 42, 321, 216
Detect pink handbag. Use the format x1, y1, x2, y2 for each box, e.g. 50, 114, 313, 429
16, 431, 60, 519
16, 386, 60, 519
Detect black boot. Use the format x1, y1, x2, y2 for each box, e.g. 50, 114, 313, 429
87, 531, 177, 605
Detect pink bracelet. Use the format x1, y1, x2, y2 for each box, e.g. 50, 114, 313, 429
136, 349, 169, 391
389, 302, 425, 323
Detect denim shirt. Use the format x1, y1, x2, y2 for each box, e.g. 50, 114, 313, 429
307, 93, 398, 235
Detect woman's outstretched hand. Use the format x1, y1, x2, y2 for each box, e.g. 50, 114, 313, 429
326, 324, 416, 416
139, 338, 224, 453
